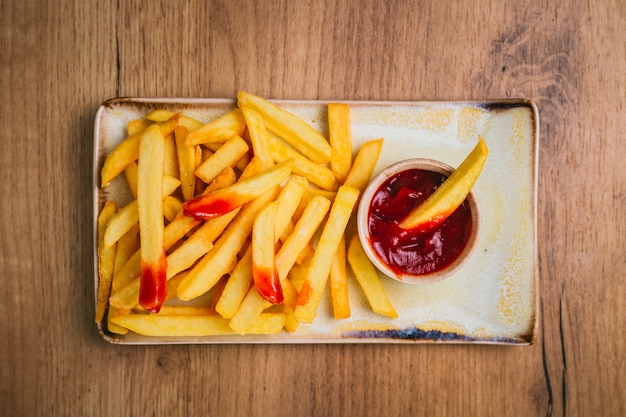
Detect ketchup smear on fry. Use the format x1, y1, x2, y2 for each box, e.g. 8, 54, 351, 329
367, 169, 473, 276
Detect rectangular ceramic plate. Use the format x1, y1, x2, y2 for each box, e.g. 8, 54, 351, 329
93, 97, 538, 345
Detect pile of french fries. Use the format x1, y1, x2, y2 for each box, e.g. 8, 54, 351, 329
96, 91, 397, 337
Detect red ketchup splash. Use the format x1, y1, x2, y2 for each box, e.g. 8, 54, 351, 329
253, 266, 284, 304
367, 169, 473, 277
182, 194, 238, 220
139, 254, 167, 313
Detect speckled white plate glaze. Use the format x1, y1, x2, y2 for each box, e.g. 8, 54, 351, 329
93, 97, 538, 345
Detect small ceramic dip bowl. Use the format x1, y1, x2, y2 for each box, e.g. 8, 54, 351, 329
357, 158, 481, 284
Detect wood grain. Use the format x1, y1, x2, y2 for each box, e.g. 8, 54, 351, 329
1, 0, 624, 416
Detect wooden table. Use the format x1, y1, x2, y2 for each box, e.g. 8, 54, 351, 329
1, 1, 624, 416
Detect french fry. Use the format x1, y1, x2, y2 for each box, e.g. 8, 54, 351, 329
96, 201, 117, 323
124, 162, 139, 198
347, 234, 397, 318
136, 124, 167, 313
268, 134, 338, 191
294, 185, 359, 323
174, 126, 197, 201
177, 115, 205, 132
237, 91, 331, 164
281, 279, 300, 332
162, 195, 182, 222
238, 156, 264, 180
163, 134, 179, 178
106, 305, 128, 334
112, 224, 139, 281
103, 176, 181, 249
343, 138, 384, 192
252, 201, 282, 304
185, 108, 246, 146
127, 119, 148, 136
177, 187, 279, 301
328, 103, 352, 183
275, 196, 331, 280
100, 119, 177, 187
273, 175, 308, 242
215, 248, 253, 319
195, 135, 249, 184
241, 106, 274, 169
229, 288, 271, 335
329, 234, 350, 319
111, 312, 285, 337
146, 109, 176, 122
182, 159, 293, 220
204, 166, 238, 194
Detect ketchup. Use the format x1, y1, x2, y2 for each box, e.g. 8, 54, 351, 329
367, 169, 473, 277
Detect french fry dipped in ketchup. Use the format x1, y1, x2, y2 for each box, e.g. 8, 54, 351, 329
251, 201, 283, 304
399, 136, 488, 232
136, 125, 168, 313
182, 159, 293, 220
139, 254, 167, 313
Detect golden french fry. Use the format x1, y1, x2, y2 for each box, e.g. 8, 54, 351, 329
195, 135, 249, 184
177, 115, 204, 132
238, 156, 264, 180
96, 201, 117, 323
156, 305, 214, 316
347, 234, 397, 318
136, 124, 167, 313
111, 312, 285, 336
268, 134, 338, 191
109, 278, 140, 311
294, 185, 359, 323
127, 119, 148, 136
185, 108, 246, 146
101, 119, 177, 187
278, 219, 295, 243
215, 248, 253, 319
174, 126, 197, 201
146, 109, 175, 122
235, 151, 252, 172
273, 175, 308, 242
295, 244, 315, 265
330, 234, 350, 319
281, 279, 299, 332
328, 103, 352, 183
182, 159, 293, 220
343, 138, 384, 191
124, 162, 139, 198
106, 305, 128, 334
162, 195, 182, 222
103, 176, 180, 249
163, 134, 179, 178
237, 91, 331, 164
241, 106, 274, 169
252, 201, 282, 304
229, 287, 272, 335
275, 196, 331, 280
112, 224, 139, 278
177, 187, 279, 301
204, 166, 238, 194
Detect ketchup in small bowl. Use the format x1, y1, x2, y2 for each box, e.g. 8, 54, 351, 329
357, 159, 480, 284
